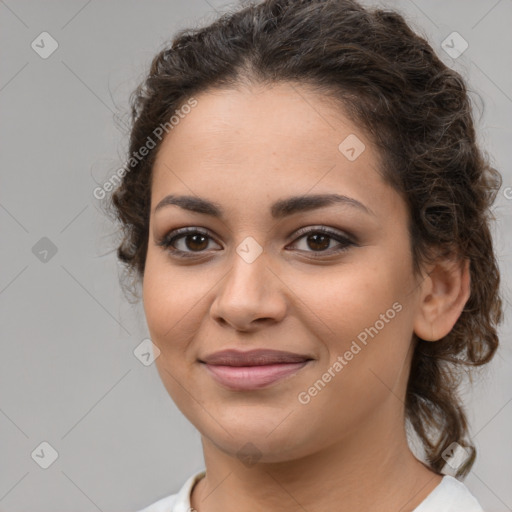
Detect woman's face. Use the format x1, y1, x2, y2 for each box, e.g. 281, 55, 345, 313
143, 82, 425, 462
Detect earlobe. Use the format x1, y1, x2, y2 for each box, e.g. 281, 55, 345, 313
413, 256, 471, 342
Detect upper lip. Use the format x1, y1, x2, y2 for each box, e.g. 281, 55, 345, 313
199, 349, 313, 366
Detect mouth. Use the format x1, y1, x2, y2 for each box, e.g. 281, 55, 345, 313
198, 349, 313, 391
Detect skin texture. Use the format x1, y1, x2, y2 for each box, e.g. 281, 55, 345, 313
142, 82, 470, 512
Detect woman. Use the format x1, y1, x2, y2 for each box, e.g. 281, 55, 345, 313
106, 0, 503, 510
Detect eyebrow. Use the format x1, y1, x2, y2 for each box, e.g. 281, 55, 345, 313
153, 193, 374, 218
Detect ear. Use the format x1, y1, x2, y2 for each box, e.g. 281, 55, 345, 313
413, 255, 471, 342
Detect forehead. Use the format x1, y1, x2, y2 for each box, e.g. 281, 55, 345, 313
156, 83, 362, 167
150, 83, 399, 221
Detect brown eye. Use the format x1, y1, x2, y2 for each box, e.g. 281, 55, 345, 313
305, 233, 331, 251
182, 233, 209, 252
157, 228, 221, 258
289, 227, 355, 257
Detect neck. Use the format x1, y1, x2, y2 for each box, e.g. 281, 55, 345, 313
190, 402, 443, 512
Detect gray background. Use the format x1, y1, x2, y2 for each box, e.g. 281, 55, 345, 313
0, 0, 511, 511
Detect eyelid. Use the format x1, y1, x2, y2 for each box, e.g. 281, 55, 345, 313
290, 225, 356, 244
156, 227, 221, 249
157, 224, 357, 259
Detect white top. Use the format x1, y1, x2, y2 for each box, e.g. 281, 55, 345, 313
137, 469, 484, 512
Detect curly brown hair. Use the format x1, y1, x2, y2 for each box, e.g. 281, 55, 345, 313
105, 0, 503, 478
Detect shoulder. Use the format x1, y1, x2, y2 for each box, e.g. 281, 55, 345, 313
413, 475, 484, 512
136, 493, 178, 512
135, 469, 206, 512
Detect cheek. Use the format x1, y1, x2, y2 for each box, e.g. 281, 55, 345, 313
142, 251, 201, 345
304, 260, 404, 340
142, 257, 204, 410
303, 305, 413, 437
308, 255, 414, 381
332, 266, 414, 401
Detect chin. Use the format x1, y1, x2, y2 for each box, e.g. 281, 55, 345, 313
199, 415, 319, 464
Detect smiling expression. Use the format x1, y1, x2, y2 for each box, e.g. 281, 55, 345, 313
142, 82, 425, 461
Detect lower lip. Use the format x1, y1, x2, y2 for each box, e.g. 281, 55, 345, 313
202, 361, 310, 390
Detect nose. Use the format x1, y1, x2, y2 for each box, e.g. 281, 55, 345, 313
209, 250, 287, 332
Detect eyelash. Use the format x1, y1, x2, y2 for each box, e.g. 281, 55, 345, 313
156, 226, 356, 259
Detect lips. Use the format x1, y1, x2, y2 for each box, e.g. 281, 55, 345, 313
199, 349, 312, 366
199, 349, 313, 390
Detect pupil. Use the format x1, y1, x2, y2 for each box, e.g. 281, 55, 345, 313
183, 233, 331, 252
308, 233, 329, 251
187, 234, 208, 251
